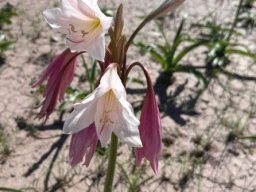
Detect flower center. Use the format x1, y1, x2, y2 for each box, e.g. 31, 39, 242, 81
99, 90, 115, 134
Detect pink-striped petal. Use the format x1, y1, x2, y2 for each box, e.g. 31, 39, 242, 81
69, 123, 98, 166
33, 49, 78, 119
135, 69, 162, 174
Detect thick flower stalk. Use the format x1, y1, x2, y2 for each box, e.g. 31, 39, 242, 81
43, 0, 113, 61
33, 48, 78, 119
64, 64, 142, 148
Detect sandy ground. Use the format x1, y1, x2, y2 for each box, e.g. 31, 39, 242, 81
0, 0, 256, 191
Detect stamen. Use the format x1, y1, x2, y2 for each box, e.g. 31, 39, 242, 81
99, 91, 115, 134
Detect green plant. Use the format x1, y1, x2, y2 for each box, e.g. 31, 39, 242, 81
238, 0, 256, 29
0, 187, 37, 192
192, 0, 256, 79
0, 3, 17, 29
220, 115, 248, 144
0, 3, 17, 61
0, 188, 25, 192
192, 20, 255, 70
135, 18, 208, 86
0, 125, 11, 161
81, 55, 98, 92
117, 162, 153, 192
0, 32, 13, 56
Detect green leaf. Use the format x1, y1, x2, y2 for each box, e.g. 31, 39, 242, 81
0, 32, 14, 54
96, 144, 107, 156
65, 87, 87, 102
225, 48, 256, 59
149, 48, 166, 68
173, 40, 208, 65
117, 162, 132, 187
134, 42, 151, 55
156, 44, 170, 56
166, 19, 186, 69
135, 42, 167, 69
173, 19, 185, 45
89, 60, 97, 83
0, 3, 17, 29
240, 136, 256, 141
0, 187, 24, 192
0, 40, 14, 54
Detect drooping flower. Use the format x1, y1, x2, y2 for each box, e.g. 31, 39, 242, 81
33, 48, 78, 119
64, 64, 142, 148
69, 123, 98, 166
135, 65, 162, 174
43, 0, 113, 61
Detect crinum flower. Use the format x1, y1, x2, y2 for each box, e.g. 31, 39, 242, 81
33, 48, 78, 119
43, 0, 113, 61
135, 71, 161, 174
64, 64, 142, 148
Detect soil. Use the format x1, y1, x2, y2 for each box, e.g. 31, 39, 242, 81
0, 0, 256, 192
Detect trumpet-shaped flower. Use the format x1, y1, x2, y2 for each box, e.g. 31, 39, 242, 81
135, 66, 162, 174
33, 48, 78, 119
64, 64, 142, 148
43, 0, 113, 61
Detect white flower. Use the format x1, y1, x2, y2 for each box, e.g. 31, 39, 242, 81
64, 64, 142, 147
43, 0, 113, 61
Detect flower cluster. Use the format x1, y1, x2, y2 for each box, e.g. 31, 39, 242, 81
34, 0, 184, 174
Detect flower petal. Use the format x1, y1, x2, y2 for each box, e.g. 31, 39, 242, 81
99, 64, 126, 98
84, 35, 106, 62
78, 0, 113, 29
100, 16, 113, 32
77, 0, 99, 18
66, 25, 104, 58
69, 123, 98, 167
33, 49, 78, 119
63, 101, 96, 134
111, 100, 142, 147
58, 57, 76, 101
118, 96, 140, 126
61, 0, 85, 18
78, 0, 103, 17
43, 0, 112, 60
94, 94, 114, 146
115, 123, 142, 148
43, 8, 66, 29
136, 86, 161, 174
74, 87, 109, 112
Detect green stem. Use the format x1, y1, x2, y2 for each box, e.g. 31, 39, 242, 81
103, 134, 118, 192
125, 0, 185, 52
226, 0, 243, 41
